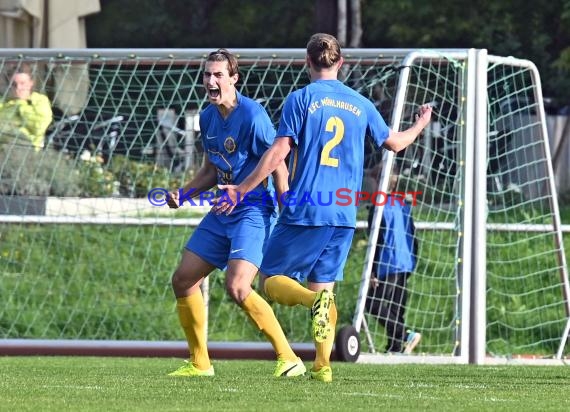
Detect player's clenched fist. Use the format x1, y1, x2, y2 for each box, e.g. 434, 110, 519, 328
167, 190, 180, 209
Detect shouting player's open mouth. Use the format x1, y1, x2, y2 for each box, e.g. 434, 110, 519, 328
208, 87, 220, 99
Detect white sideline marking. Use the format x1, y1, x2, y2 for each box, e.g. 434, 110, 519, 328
341, 392, 383, 397
42, 385, 103, 390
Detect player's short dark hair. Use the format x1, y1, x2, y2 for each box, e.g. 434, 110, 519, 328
207, 48, 239, 77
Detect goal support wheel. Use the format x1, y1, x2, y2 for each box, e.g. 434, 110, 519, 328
335, 325, 360, 362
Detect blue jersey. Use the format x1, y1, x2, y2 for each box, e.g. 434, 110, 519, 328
277, 79, 390, 227
376, 197, 417, 278
200, 91, 276, 211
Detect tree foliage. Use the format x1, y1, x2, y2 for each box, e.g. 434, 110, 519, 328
86, 0, 570, 104
87, 0, 313, 48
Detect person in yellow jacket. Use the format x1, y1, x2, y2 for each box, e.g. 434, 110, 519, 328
0, 64, 53, 151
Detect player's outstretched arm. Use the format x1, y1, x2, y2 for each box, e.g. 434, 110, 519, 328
215, 137, 292, 215
384, 104, 433, 153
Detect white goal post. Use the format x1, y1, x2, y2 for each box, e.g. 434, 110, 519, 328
351, 49, 570, 365
0, 48, 568, 365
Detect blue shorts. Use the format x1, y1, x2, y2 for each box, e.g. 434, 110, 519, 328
260, 223, 355, 283
186, 207, 275, 270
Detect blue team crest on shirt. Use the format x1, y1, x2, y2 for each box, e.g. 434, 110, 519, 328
224, 136, 236, 153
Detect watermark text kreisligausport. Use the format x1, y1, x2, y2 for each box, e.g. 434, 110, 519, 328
147, 187, 421, 207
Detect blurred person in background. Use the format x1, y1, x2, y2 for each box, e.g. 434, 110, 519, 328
0, 63, 52, 151
366, 168, 422, 355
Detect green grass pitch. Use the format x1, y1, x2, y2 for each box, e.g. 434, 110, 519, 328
1, 357, 569, 412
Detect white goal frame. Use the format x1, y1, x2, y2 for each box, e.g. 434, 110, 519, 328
354, 49, 570, 365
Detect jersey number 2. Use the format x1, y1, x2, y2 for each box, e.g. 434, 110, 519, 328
320, 116, 344, 167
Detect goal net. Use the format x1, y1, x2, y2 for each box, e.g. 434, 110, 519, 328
0, 48, 568, 364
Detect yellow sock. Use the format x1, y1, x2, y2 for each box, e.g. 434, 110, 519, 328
313, 301, 337, 371
176, 292, 211, 370
264, 275, 315, 308
241, 291, 297, 361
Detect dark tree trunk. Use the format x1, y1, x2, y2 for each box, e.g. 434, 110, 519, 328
314, 0, 337, 36
349, 0, 362, 47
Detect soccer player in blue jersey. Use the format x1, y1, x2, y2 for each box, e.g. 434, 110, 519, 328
167, 49, 305, 378
215, 34, 432, 382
